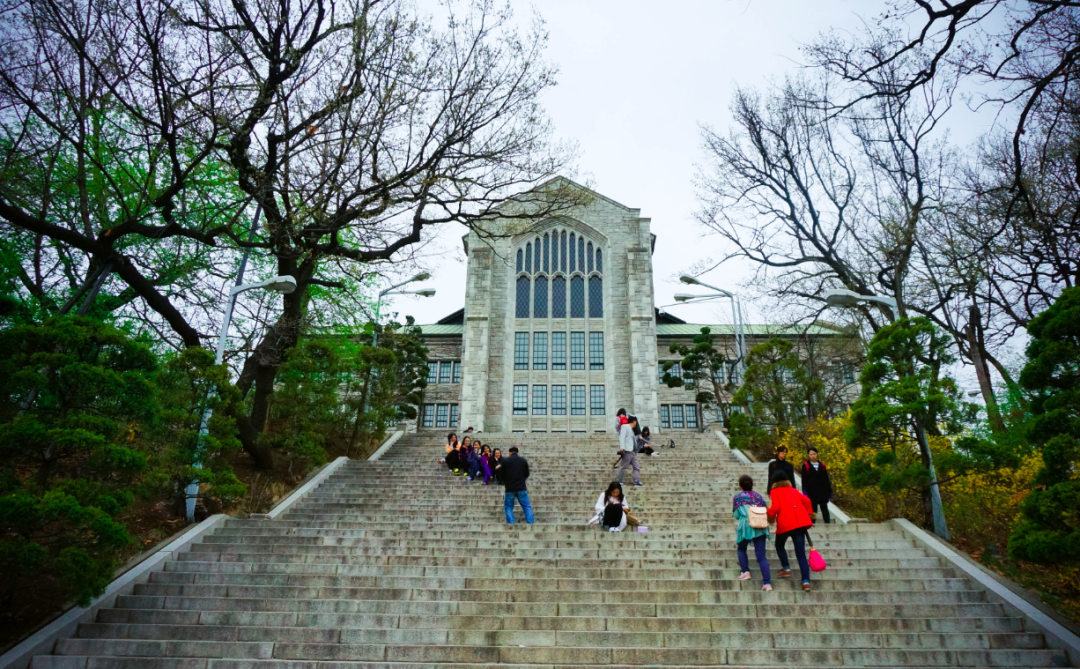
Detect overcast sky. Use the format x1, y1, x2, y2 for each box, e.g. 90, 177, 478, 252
386, 0, 995, 331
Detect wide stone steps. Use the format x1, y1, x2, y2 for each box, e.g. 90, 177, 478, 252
27, 431, 1067, 668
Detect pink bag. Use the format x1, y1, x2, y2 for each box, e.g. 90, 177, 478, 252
808, 548, 827, 572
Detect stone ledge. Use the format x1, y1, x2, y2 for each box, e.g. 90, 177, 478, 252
254, 456, 350, 521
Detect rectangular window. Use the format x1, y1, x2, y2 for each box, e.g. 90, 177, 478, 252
571, 385, 586, 415
452, 361, 462, 384
427, 362, 438, 384
671, 404, 685, 429
439, 361, 452, 384
533, 385, 547, 415
533, 332, 548, 370
551, 385, 567, 415
514, 333, 529, 370
449, 404, 459, 428
685, 405, 698, 429
659, 361, 682, 383
513, 385, 528, 415
589, 385, 606, 415
589, 332, 604, 370
660, 405, 670, 429
571, 332, 585, 370
436, 404, 449, 428
551, 332, 567, 370
422, 404, 435, 428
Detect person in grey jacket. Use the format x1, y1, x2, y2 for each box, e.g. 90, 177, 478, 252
615, 415, 644, 487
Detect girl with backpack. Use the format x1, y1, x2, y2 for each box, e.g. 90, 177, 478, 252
732, 475, 772, 591
800, 447, 833, 524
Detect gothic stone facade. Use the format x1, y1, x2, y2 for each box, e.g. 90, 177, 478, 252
414, 179, 858, 434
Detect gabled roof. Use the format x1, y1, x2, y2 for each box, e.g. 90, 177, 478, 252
437, 309, 465, 325
655, 308, 686, 325
493, 175, 637, 213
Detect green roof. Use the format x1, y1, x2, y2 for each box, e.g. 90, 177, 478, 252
413, 323, 848, 337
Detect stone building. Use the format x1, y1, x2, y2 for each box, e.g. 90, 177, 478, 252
413, 178, 858, 434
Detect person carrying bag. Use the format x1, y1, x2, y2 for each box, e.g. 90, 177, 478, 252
732, 475, 772, 591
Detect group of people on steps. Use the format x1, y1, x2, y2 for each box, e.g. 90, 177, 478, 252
440, 429, 534, 524
734, 445, 833, 592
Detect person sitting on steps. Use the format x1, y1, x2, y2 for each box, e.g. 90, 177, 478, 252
639, 426, 656, 456
491, 448, 503, 484
732, 474, 772, 591
767, 470, 816, 591
444, 433, 460, 473
615, 415, 644, 487
457, 436, 473, 478
589, 481, 629, 531
478, 444, 494, 485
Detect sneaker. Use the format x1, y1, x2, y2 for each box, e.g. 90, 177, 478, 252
651, 453, 659, 457
761, 584, 773, 591
802, 582, 811, 592
778, 569, 792, 578
737, 572, 752, 581
608, 527, 618, 532
633, 482, 645, 487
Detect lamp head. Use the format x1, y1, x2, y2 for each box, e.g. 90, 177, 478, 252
412, 272, 431, 282
679, 275, 699, 285
673, 294, 695, 302
823, 289, 860, 308
266, 276, 297, 294
415, 289, 436, 297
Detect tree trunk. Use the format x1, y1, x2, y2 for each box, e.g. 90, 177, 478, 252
966, 304, 1005, 433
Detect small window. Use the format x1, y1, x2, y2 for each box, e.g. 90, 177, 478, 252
543, 234, 550, 273
570, 276, 585, 318
436, 404, 449, 428
422, 404, 435, 428
589, 276, 603, 318
516, 249, 523, 273
570, 332, 585, 370
578, 237, 585, 271
449, 405, 459, 428
569, 233, 576, 272
589, 332, 604, 370
513, 385, 528, 415
516, 277, 530, 318
560, 231, 567, 271
427, 362, 438, 384
660, 405, 670, 429
571, 385, 586, 415
533, 385, 547, 415
589, 385, 606, 415
533, 332, 548, 370
452, 361, 461, 384
671, 404, 685, 429
439, 361, 452, 384
587, 242, 594, 273
525, 243, 532, 273
551, 385, 567, 415
534, 276, 548, 318
552, 276, 566, 318
685, 405, 698, 429
514, 333, 529, 370
596, 248, 602, 272
552, 332, 567, 370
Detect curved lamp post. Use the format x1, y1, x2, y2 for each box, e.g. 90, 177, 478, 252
676, 275, 748, 378
821, 288, 950, 540
185, 275, 298, 522
371, 273, 434, 346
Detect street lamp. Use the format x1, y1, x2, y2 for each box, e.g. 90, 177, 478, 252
678, 275, 748, 378
371, 273, 434, 346
821, 289, 950, 541
186, 275, 298, 521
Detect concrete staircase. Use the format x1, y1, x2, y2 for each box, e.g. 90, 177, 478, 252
28, 431, 1069, 667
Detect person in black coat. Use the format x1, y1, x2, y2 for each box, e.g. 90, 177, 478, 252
499, 447, 534, 524
767, 446, 796, 491
800, 447, 833, 524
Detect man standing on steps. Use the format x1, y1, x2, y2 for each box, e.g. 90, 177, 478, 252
500, 446, 534, 524
615, 415, 644, 487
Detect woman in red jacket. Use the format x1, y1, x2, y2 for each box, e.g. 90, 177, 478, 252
767, 470, 815, 591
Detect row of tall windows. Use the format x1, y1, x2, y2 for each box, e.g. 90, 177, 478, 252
513, 384, 605, 416
516, 231, 602, 275
421, 403, 460, 428
427, 361, 462, 384
659, 404, 699, 429
516, 275, 603, 318
515, 332, 603, 370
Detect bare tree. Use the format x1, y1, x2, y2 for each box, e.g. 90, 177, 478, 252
0, 0, 580, 468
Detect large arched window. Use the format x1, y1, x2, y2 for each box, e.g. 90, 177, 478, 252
534, 276, 548, 318
570, 276, 585, 318
589, 276, 603, 318
552, 276, 566, 318
516, 276, 530, 318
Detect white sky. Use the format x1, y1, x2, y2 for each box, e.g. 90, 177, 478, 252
386, 0, 998, 334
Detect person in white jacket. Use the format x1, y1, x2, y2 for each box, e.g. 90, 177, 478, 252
615, 415, 643, 487
588, 482, 629, 531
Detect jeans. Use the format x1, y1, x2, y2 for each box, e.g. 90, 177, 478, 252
811, 499, 831, 524
775, 528, 810, 583
737, 535, 771, 585
504, 490, 534, 524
